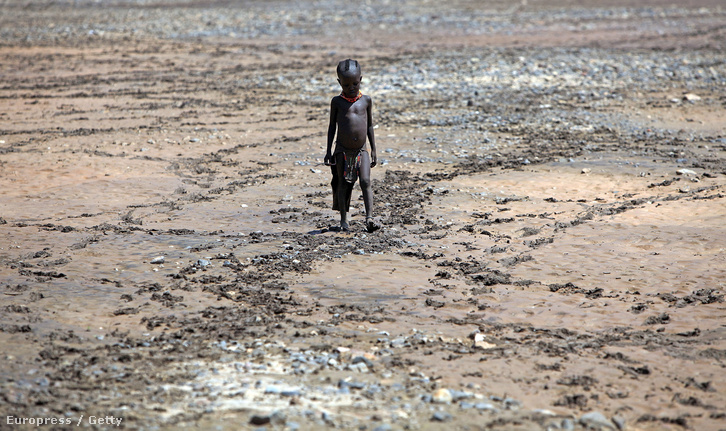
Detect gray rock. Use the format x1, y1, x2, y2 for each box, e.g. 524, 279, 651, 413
561, 418, 576, 430
504, 397, 521, 409
431, 411, 453, 422
351, 355, 374, 368
474, 402, 497, 412
449, 390, 473, 402
579, 411, 616, 430
676, 168, 697, 176
270, 410, 286, 425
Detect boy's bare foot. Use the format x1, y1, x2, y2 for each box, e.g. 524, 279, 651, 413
365, 217, 380, 233
340, 221, 350, 232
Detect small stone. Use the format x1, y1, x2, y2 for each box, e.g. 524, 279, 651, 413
561, 418, 576, 430
474, 402, 497, 411
150, 256, 165, 264
431, 411, 453, 422
473, 333, 497, 349
449, 390, 473, 402
249, 414, 271, 425
581, 168, 591, 174
459, 401, 476, 409
349, 362, 369, 373
504, 397, 521, 409
683, 93, 701, 102
351, 355, 375, 369
676, 168, 697, 176
579, 411, 616, 430
432, 388, 453, 404
390, 337, 406, 347
281, 388, 301, 397
269, 410, 286, 425
197, 259, 211, 267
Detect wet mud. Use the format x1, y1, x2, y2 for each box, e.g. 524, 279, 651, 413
1, 1, 726, 430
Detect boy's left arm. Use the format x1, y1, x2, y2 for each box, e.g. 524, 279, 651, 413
367, 96, 377, 167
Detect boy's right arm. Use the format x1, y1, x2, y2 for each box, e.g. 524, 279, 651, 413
325, 99, 337, 165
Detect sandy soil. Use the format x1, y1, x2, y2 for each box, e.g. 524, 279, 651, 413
1, 1, 725, 430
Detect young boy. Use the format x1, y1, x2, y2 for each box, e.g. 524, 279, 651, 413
325, 59, 379, 233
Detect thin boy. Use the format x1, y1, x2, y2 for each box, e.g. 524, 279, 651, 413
325, 59, 379, 233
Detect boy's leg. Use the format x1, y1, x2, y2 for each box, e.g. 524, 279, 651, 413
358, 152, 373, 218
358, 152, 379, 232
335, 153, 349, 231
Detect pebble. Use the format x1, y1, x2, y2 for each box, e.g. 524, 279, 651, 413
676, 168, 697, 176
473, 333, 497, 349
579, 411, 617, 430
431, 411, 453, 422
683, 93, 701, 102
351, 355, 375, 368
449, 389, 474, 402
432, 388, 453, 404
561, 418, 576, 430
249, 414, 270, 425
474, 402, 497, 412
504, 397, 521, 409
348, 362, 369, 373
150, 256, 165, 264
270, 410, 286, 425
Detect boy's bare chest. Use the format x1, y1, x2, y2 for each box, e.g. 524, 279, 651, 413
337, 102, 366, 121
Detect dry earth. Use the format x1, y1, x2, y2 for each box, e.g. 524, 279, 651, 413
1, 1, 725, 430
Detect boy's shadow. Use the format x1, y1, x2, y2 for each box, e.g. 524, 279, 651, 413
306, 223, 380, 235
306, 227, 335, 235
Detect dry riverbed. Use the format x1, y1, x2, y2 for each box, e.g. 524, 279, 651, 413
1, 1, 726, 430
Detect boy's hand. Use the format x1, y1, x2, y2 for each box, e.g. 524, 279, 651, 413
370, 151, 377, 168
324, 153, 333, 166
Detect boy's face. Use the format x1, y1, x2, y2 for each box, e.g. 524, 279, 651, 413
337, 72, 362, 98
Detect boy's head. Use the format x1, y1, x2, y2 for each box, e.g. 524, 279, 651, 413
336, 59, 361, 79
337, 59, 362, 97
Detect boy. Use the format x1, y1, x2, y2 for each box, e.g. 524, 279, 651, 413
325, 59, 379, 233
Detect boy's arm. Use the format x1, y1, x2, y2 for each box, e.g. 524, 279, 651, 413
325, 99, 337, 165
366, 96, 377, 167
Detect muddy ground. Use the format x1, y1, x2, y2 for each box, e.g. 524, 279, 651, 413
1, 1, 725, 430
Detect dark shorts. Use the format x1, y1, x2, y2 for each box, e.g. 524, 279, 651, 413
331, 145, 367, 212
